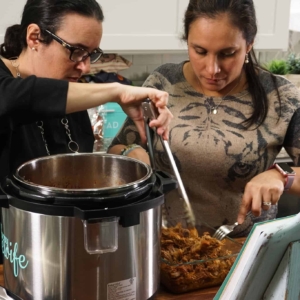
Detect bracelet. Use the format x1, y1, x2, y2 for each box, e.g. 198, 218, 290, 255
120, 144, 142, 156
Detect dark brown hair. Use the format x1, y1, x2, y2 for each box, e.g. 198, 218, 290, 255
0, 0, 104, 59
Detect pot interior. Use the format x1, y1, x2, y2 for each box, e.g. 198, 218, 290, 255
14, 153, 152, 193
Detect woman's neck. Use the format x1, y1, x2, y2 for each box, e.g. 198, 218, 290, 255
2, 52, 32, 78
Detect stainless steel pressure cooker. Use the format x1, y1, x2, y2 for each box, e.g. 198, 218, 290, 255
0, 153, 176, 300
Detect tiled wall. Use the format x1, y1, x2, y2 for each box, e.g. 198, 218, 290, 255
118, 53, 188, 86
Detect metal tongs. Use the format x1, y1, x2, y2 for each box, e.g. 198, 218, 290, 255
141, 99, 196, 228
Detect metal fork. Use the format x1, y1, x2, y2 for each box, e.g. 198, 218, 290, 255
213, 212, 252, 240
212, 222, 238, 240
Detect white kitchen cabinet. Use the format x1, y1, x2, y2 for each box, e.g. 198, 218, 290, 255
100, 0, 188, 53
0, 0, 291, 53
0, 0, 25, 43
254, 0, 291, 50
100, 0, 291, 53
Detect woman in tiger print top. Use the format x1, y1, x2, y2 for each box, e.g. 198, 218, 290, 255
108, 0, 300, 236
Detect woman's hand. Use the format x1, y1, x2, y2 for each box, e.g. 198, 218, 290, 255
67, 82, 172, 142
116, 85, 173, 143
108, 145, 150, 165
237, 168, 286, 224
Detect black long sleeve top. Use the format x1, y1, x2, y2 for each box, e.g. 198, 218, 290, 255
0, 58, 94, 186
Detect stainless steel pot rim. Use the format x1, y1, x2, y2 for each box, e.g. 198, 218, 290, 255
13, 153, 153, 196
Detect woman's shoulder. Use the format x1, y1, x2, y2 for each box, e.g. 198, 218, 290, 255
145, 61, 187, 86
257, 68, 300, 112
258, 68, 300, 94
155, 61, 185, 72
153, 61, 186, 78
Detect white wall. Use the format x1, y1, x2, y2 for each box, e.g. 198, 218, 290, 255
290, 0, 300, 32
0, 0, 25, 43
1, 0, 298, 85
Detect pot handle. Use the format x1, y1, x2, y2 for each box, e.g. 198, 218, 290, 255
2, 177, 55, 203
154, 170, 178, 194
122, 181, 154, 199
0, 179, 10, 208
0, 195, 9, 208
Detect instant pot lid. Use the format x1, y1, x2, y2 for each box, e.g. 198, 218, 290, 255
13, 153, 153, 198
1, 165, 175, 223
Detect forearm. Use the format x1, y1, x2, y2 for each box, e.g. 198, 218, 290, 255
108, 145, 126, 155
66, 82, 121, 114
66, 81, 171, 139
108, 145, 150, 165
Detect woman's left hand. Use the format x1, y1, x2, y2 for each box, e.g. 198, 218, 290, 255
237, 168, 286, 224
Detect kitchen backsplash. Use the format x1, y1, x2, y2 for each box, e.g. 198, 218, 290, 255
118, 53, 188, 86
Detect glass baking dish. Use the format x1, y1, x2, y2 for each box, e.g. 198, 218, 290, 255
160, 218, 243, 294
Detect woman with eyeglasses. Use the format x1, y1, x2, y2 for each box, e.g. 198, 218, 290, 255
0, 0, 172, 184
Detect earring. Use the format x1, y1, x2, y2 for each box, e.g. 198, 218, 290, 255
245, 53, 249, 64
31, 47, 36, 51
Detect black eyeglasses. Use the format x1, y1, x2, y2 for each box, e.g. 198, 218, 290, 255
44, 29, 103, 64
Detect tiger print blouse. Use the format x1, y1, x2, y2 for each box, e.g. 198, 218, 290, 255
109, 61, 300, 237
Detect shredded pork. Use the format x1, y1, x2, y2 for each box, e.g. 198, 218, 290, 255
160, 223, 237, 293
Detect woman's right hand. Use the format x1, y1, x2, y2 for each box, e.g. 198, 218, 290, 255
116, 84, 172, 143
67, 81, 172, 143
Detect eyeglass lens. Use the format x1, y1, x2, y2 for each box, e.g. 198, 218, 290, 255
71, 48, 102, 64
90, 51, 103, 63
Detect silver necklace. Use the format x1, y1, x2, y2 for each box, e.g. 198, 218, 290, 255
10, 58, 79, 155
10, 58, 21, 77
200, 75, 242, 115
36, 119, 79, 155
